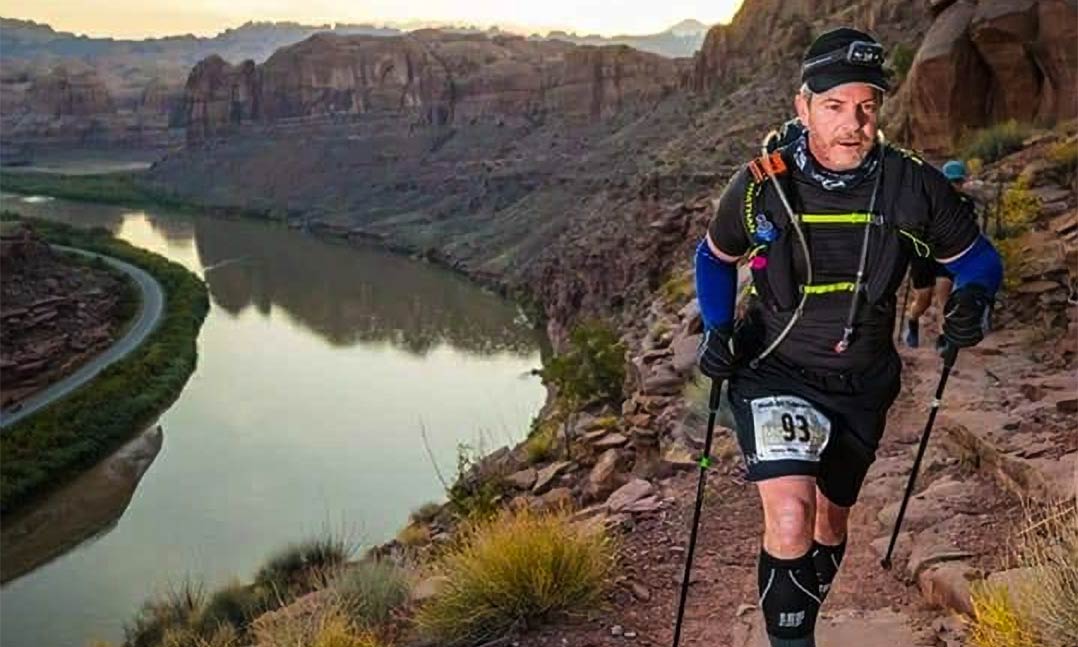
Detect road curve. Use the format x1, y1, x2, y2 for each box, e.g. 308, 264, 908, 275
0, 245, 166, 429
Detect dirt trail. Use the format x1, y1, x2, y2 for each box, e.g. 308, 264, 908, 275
519, 331, 1029, 647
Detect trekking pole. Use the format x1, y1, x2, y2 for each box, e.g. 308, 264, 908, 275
880, 343, 959, 570
672, 378, 723, 647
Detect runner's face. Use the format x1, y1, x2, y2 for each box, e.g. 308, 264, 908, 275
795, 83, 879, 171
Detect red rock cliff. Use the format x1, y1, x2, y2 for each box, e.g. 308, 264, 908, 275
28, 65, 114, 117
179, 31, 685, 142
900, 0, 1078, 154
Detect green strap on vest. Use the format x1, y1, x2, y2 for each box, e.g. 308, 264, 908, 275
802, 281, 857, 294
749, 281, 856, 296
800, 212, 876, 224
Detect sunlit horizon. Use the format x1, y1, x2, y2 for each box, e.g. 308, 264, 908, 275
0, 0, 743, 40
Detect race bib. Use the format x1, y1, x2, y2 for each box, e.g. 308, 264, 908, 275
750, 396, 831, 462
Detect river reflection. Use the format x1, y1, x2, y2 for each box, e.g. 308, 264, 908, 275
5, 197, 536, 357
0, 193, 545, 647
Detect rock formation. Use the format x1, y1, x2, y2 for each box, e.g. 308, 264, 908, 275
0, 225, 129, 407
178, 32, 684, 142
27, 66, 115, 117
895, 0, 1078, 154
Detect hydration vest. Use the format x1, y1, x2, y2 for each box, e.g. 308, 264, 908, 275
741, 142, 934, 318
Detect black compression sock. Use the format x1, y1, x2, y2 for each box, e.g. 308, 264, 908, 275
758, 548, 820, 646
811, 539, 847, 601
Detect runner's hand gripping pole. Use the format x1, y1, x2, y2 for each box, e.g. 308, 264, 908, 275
880, 343, 959, 570
672, 378, 723, 647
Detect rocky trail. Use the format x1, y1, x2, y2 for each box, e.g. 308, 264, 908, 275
510, 295, 1069, 642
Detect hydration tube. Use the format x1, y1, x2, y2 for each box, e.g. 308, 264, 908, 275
834, 155, 884, 353
749, 130, 812, 369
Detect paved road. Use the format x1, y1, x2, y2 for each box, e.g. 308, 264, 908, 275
0, 246, 165, 429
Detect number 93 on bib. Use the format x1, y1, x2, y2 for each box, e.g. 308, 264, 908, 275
749, 395, 832, 462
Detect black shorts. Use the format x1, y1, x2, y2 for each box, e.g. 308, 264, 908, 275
910, 258, 954, 290
727, 350, 902, 507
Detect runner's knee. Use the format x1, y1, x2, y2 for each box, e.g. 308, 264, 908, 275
765, 497, 814, 556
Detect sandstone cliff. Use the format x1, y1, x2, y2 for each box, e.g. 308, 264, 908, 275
27, 66, 115, 117
178, 32, 684, 143
888, 0, 1078, 154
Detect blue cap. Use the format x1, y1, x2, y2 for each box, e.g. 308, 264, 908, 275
942, 160, 967, 182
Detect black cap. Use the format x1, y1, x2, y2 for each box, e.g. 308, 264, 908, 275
801, 27, 890, 94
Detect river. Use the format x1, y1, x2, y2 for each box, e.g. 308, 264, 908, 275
0, 192, 546, 647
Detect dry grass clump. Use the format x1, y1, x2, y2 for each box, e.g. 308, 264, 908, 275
414, 507, 615, 646
969, 503, 1078, 647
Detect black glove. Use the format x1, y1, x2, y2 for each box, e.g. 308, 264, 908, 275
699, 325, 738, 380
942, 285, 991, 349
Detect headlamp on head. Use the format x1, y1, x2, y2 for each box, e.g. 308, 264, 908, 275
803, 40, 885, 73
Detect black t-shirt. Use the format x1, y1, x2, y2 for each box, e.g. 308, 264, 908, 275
707, 148, 979, 372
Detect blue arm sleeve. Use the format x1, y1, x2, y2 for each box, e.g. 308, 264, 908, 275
694, 238, 737, 331
943, 234, 1003, 297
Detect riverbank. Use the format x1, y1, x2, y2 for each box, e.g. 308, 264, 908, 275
0, 227, 140, 410
0, 170, 548, 325
0, 214, 210, 514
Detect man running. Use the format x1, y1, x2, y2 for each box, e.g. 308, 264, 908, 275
693, 28, 1002, 647
904, 160, 969, 349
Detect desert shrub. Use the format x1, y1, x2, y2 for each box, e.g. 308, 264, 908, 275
397, 522, 431, 547
195, 580, 267, 635
1048, 140, 1078, 180
523, 422, 558, 465
124, 581, 206, 647
254, 534, 353, 600
658, 269, 695, 307
415, 508, 615, 646
961, 121, 1035, 164
540, 320, 626, 408
332, 560, 410, 628
970, 581, 1039, 647
889, 42, 916, 81
252, 598, 384, 647
997, 177, 1041, 236
409, 502, 443, 525
994, 237, 1025, 292
446, 443, 505, 520
969, 503, 1078, 647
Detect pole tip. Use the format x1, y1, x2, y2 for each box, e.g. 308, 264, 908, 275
880, 558, 892, 571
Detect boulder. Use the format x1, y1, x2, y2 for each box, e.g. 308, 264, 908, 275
605, 478, 656, 513
532, 461, 571, 494
907, 531, 975, 578
537, 486, 574, 511
504, 468, 538, 490
641, 363, 684, 396
661, 443, 698, 473
917, 562, 981, 615
593, 432, 629, 450
670, 333, 702, 376
586, 448, 625, 500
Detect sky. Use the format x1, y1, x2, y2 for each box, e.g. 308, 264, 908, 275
0, 0, 743, 39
